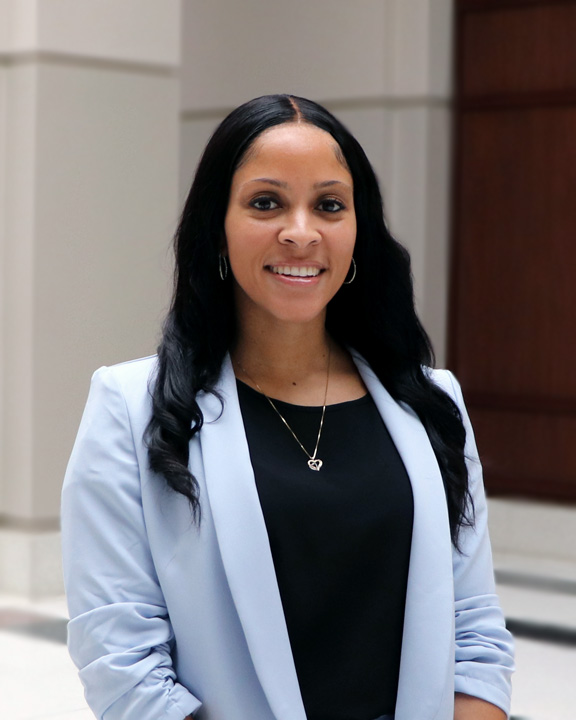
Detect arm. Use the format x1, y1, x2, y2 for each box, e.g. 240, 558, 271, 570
454, 693, 506, 720
440, 372, 515, 717
62, 366, 201, 720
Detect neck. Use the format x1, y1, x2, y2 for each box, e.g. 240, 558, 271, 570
231, 313, 334, 405
233, 314, 330, 376
231, 309, 368, 406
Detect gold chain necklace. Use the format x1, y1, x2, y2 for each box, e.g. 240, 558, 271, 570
235, 346, 331, 472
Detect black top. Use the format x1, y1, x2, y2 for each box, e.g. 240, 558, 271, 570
237, 380, 414, 720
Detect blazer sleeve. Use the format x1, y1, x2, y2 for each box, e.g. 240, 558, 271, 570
61, 366, 201, 720
440, 371, 515, 715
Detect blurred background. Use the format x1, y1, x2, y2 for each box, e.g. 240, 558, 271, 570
0, 1, 575, 718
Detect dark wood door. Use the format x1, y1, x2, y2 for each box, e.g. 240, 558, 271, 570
450, 0, 576, 502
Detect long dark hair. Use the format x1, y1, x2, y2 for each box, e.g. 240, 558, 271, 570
146, 94, 472, 546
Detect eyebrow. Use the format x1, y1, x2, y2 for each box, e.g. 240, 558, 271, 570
244, 178, 352, 190
313, 180, 352, 190
247, 178, 288, 188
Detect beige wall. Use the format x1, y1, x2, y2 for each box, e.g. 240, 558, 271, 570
0, 0, 181, 595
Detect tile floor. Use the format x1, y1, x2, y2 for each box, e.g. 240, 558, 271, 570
0, 580, 575, 720
0, 594, 90, 720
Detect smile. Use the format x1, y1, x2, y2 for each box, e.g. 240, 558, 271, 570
268, 265, 323, 277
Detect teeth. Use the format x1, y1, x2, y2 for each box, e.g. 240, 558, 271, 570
271, 266, 321, 277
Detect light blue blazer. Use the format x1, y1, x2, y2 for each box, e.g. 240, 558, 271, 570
61, 353, 514, 720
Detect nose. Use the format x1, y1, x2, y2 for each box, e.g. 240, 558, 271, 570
278, 209, 321, 248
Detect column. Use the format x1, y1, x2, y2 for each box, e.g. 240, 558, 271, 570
0, 0, 182, 596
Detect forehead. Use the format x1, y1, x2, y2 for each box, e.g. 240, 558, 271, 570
236, 123, 350, 178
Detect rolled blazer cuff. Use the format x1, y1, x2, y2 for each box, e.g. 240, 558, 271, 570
453, 594, 514, 716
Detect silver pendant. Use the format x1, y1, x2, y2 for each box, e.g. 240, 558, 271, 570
308, 458, 323, 471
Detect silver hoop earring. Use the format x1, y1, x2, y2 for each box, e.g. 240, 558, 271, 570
218, 254, 228, 281
343, 257, 356, 285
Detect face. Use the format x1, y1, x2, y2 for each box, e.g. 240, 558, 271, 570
224, 122, 356, 331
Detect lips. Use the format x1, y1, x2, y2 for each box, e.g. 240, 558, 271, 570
268, 265, 323, 277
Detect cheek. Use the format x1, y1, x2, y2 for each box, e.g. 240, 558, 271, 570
223, 219, 246, 261
224, 230, 263, 281
226, 222, 275, 265
337, 221, 357, 255
225, 211, 267, 243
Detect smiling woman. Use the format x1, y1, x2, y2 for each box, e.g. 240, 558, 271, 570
224, 123, 356, 339
61, 95, 514, 720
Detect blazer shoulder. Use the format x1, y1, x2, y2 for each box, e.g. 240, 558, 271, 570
86, 356, 159, 431
426, 367, 462, 403
91, 354, 158, 393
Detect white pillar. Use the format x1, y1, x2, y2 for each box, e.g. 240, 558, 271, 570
0, 0, 182, 596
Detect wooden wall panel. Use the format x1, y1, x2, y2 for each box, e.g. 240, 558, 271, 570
458, 0, 574, 9
455, 107, 576, 399
462, 3, 576, 99
471, 409, 576, 501
451, 0, 576, 501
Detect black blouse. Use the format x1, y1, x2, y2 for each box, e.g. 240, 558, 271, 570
237, 380, 413, 720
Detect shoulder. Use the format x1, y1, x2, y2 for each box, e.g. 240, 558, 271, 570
81, 356, 159, 438
348, 350, 466, 415
425, 367, 464, 407
90, 355, 158, 398
93, 354, 158, 381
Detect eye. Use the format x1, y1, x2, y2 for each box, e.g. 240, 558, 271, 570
317, 198, 346, 213
250, 195, 280, 211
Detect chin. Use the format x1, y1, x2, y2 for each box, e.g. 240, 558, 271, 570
276, 296, 329, 319
234, 284, 330, 328
265, 304, 327, 327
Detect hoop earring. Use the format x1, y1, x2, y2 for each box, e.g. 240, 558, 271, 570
343, 257, 356, 285
219, 254, 228, 281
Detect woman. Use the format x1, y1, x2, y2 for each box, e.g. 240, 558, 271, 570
62, 95, 514, 720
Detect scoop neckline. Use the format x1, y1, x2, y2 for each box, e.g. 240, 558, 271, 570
236, 377, 370, 411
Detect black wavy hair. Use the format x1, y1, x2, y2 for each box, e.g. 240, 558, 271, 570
146, 94, 472, 546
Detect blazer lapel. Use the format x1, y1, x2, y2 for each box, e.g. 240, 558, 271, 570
198, 355, 306, 720
353, 354, 455, 720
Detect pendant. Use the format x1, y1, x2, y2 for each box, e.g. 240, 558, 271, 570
308, 458, 323, 471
